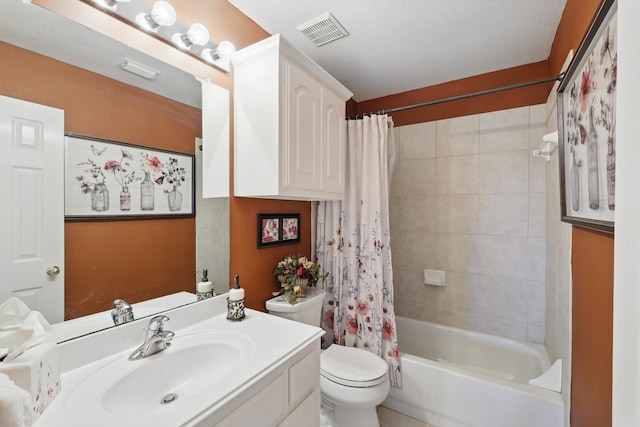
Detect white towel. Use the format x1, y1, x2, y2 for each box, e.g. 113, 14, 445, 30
0, 298, 31, 332
5, 312, 54, 362
0, 372, 32, 427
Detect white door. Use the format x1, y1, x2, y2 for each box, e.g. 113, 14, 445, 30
0, 95, 65, 323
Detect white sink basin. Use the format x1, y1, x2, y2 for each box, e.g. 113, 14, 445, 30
64, 330, 254, 426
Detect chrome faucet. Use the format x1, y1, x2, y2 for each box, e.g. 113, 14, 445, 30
128, 315, 175, 361
111, 299, 135, 326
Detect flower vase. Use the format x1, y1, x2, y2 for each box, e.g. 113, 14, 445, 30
282, 289, 299, 305
120, 186, 131, 211
167, 187, 182, 212
281, 278, 308, 305
140, 171, 154, 211
91, 183, 109, 211
295, 278, 309, 287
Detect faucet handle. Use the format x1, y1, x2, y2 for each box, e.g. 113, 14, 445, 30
147, 315, 170, 333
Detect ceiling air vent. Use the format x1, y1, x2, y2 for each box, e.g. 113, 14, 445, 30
297, 12, 349, 47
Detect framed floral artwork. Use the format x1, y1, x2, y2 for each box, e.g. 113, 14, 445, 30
282, 216, 299, 241
64, 133, 195, 220
557, 0, 616, 234
258, 213, 301, 248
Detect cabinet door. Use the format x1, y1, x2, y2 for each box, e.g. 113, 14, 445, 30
278, 390, 320, 427
320, 89, 346, 195
284, 61, 321, 192
216, 374, 287, 427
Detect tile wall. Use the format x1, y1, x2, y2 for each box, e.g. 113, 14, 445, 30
544, 90, 572, 423
195, 139, 230, 296
390, 105, 547, 342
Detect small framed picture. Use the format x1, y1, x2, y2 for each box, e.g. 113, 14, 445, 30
282, 216, 299, 241
258, 213, 301, 248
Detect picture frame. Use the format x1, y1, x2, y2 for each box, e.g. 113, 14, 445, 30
258, 213, 301, 248
64, 133, 195, 220
557, 0, 617, 234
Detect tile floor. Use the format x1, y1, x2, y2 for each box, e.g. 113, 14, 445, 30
378, 406, 435, 427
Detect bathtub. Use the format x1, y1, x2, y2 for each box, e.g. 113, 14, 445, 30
383, 316, 564, 427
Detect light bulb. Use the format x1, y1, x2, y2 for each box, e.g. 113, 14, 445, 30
92, 0, 130, 10
186, 23, 209, 46
201, 41, 236, 63
150, 1, 176, 27
216, 41, 236, 57
172, 23, 209, 49
135, 1, 176, 31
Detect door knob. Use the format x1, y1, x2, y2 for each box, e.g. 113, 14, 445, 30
46, 265, 61, 276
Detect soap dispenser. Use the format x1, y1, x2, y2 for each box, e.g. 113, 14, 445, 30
196, 269, 214, 300
227, 274, 245, 321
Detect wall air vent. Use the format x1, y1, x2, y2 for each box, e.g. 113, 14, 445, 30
297, 12, 349, 47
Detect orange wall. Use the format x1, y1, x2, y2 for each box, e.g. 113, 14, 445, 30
547, 0, 614, 425
230, 198, 311, 310
548, 0, 605, 76
0, 42, 200, 319
357, 61, 552, 126
571, 228, 614, 427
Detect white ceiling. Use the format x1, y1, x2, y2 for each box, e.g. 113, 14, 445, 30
228, 0, 568, 101
0, 0, 567, 107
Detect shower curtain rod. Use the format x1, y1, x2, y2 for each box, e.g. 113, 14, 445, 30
347, 73, 565, 120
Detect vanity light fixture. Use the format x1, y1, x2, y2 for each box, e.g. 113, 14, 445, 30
81, 0, 235, 72
134, 0, 176, 32
171, 23, 209, 50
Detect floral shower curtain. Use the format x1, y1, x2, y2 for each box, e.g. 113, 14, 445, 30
316, 114, 401, 387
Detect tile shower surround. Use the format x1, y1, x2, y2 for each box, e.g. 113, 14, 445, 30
195, 140, 230, 296
390, 105, 546, 343
544, 90, 572, 423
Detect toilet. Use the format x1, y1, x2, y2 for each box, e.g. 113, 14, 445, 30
266, 287, 390, 427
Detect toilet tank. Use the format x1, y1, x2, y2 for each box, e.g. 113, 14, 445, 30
265, 287, 326, 327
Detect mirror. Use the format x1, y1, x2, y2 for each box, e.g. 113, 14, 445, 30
0, 0, 229, 341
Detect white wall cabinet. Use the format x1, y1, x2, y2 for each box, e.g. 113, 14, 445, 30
233, 34, 353, 201
201, 81, 230, 198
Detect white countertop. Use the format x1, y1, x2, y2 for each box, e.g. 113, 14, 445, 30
35, 294, 323, 426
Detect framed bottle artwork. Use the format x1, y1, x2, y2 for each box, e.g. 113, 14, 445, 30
557, 0, 616, 234
64, 133, 194, 220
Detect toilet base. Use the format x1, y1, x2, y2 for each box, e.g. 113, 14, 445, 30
333, 404, 380, 427
320, 399, 334, 427
321, 394, 381, 427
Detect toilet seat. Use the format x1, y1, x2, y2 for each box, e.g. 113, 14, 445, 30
320, 345, 388, 388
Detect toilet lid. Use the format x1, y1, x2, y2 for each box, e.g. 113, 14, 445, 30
320, 345, 388, 387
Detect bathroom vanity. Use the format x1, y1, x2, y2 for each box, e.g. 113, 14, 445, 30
34, 294, 324, 427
